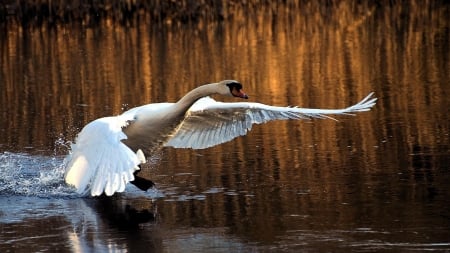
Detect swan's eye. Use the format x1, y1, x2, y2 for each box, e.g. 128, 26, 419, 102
227, 81, 248, 99
226, 81, 242, 91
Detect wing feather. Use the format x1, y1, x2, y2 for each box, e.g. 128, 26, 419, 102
64, 116, 146, 196
164, 93, 377, 149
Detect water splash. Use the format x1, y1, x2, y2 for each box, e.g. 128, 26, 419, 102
54, 133, 72, 156
0, 152, 78, 198
0, 151, 168, 199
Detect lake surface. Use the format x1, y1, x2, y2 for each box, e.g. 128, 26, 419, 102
1, 2, 449, 252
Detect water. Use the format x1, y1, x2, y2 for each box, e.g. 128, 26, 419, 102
1, 2, 449, 252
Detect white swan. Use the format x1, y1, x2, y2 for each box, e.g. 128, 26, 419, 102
65, 80, 377, 196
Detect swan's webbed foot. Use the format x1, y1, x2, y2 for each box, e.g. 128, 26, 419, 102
131, 175, 155, 191
131, 166, 155, 191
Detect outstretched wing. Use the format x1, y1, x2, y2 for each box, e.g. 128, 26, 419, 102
164, 93, 377, 149
64, 116, 146, 196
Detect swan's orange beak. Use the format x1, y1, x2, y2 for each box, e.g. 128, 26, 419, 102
232, 89, 249, 99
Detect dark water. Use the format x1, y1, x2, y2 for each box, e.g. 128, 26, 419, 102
1, 2, 449, 252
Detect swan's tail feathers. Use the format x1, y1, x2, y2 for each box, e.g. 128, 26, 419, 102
136, 149, 146, 164
64, 117, 145, 196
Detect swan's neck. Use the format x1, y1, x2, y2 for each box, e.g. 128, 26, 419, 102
173, 83, 218, 113
122, 83, 221, 152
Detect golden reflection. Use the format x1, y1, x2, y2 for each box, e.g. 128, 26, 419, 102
0, 0, 448, 244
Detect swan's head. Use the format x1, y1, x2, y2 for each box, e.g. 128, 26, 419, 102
218, 80, 249, 99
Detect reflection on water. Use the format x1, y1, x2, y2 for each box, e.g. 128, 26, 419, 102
0, 195, 162, 252
1, 1, 449, 252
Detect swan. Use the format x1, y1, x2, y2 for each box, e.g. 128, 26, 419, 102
64, 80, 377, 196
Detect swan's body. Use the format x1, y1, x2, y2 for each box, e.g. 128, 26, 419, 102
65, 80, 377, 196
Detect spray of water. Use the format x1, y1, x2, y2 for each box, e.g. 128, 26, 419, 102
0, 135, 165, 198
0, 152, 79, 197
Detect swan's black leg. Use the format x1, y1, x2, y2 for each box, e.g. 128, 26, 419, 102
130, 165, 155, 191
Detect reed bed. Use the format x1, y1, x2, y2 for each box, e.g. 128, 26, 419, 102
0, 0, 303, 26
1, 1, 446, 27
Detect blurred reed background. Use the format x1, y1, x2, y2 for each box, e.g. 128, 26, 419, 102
2, 0, 443, 27
2, 0, 299, 26
1, 0, 447, 154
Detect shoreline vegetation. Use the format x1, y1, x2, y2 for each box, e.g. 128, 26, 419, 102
0, 0, 303, 26
0, 1, 447, 28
